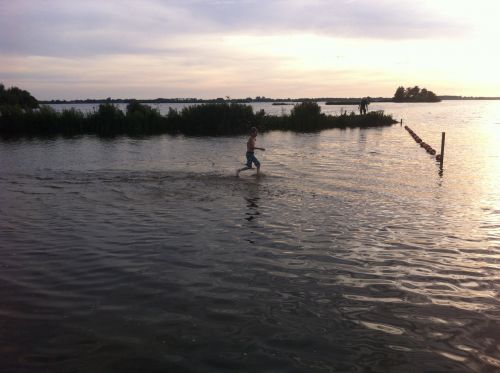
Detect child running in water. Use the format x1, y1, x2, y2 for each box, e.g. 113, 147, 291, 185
236, 127, 265, 177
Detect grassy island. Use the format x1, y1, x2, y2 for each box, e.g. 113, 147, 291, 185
0, 101, 396, 136
0, 101, 397, 137
0, 84, 397, 138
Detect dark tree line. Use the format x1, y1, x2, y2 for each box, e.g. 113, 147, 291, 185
393, 86, 440, 102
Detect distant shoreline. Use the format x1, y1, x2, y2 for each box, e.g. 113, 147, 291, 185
39, 96, 500, 105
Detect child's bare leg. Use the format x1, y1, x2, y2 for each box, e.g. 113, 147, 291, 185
236, 166, 251, 176
256, 165, 260, 175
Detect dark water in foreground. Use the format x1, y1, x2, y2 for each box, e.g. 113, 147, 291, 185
1, 101, 499, 372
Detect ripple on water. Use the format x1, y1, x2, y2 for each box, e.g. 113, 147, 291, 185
2, 108, 500, 371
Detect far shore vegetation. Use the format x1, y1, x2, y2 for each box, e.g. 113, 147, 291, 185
1, 83, 398, 137
393, 86, 440, 102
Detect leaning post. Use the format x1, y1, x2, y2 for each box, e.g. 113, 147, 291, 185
440, 132, 446, 167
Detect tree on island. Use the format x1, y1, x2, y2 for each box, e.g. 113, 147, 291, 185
393, 86, 440, 102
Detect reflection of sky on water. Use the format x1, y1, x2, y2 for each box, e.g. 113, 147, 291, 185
0, 100, 499, 371
27, 101, 500, 241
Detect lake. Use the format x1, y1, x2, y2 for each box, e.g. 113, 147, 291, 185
1, 101, 499, 372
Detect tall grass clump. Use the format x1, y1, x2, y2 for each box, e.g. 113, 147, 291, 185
33, 105, 60, 133
289, 101, 322, 131
125, 100, 166, 134
87, 104, 125, 135
259, 102, 396, 132
60, 108, 87, 134
174, 103, 256, 135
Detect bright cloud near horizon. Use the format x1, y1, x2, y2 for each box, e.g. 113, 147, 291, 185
1, 0, 499, 99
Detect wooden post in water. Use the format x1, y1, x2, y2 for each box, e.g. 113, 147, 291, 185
440, 132, 446, 167
400, 119, 403, 126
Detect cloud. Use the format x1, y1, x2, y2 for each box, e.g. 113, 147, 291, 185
0, 48, 299, 99
0, 0, 466, 58
185, 0, 465, 38
0, 0, 198, 56
2, 0, 497, 98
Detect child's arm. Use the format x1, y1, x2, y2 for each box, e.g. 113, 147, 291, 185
255, 147, 265, 151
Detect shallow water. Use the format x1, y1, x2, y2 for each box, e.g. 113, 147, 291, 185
1, 101, 499, 372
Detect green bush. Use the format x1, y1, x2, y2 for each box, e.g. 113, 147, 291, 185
0, 83, 39, 109
290, 101, 323, 131
178, 103, 255, 135
60, 107, 86, 134
125, 101, 165, 134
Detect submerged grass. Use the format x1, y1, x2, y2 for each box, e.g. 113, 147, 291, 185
0, 101, 397, 138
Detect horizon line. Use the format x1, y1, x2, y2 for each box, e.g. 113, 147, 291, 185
38, 95, 500, 103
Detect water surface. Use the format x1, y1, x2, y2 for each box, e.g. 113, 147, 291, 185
1, 101, 499, 372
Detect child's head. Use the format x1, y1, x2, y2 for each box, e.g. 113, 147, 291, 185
250, 126, 258, 136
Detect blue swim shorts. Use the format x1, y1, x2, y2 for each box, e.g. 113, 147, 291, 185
245, 151, 260, 168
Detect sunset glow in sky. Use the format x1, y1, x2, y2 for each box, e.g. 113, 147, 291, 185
1, 0, 499, 99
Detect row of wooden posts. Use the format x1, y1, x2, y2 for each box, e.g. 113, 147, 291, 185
402, 121, 445, 167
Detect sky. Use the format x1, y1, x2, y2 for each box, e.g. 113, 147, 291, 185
1, 0, 499, 99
